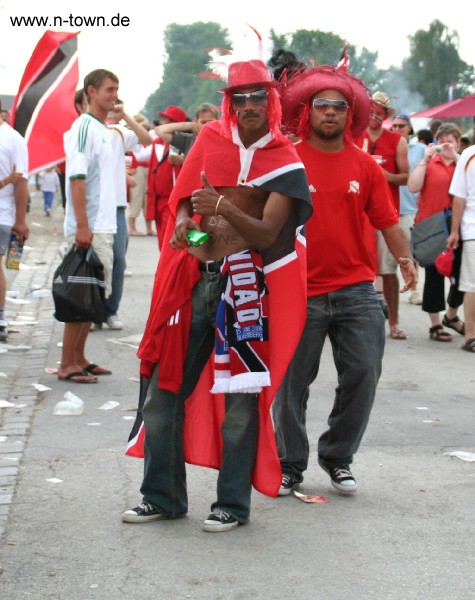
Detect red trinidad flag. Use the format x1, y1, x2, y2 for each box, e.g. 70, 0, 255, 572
11, 30, 79, 174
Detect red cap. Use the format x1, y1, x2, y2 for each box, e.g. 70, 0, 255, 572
158, 105, 188, 122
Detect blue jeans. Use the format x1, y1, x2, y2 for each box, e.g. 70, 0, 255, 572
43, 191, 54, 211
140, 272, 259, 522
272, 282, 385, 481
105, 207, 128, 316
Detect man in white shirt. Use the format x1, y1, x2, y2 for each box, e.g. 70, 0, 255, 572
58, 69, 120, 383
0, 101, 29, 342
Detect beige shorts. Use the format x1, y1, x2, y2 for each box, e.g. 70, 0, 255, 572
67, 232, 114, 295
399, 213, 416, 241
377, 230, 399, 275
459, 240, 475, 292
128, 166, 148, 219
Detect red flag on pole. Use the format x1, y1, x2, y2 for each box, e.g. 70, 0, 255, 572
11, 30, 79, 174
337, 42, 349, 71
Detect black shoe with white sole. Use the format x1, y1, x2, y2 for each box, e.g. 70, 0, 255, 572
278, 473, 300, 496
122, 502, 170, 523
203, 509, 239, 532
319, 461, 357, 493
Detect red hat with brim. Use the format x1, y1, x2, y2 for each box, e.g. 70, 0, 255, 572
220, 60, 277, 93
158, 105, 188, 122
280, 65, 371, 140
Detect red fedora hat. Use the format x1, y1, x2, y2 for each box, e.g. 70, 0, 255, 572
220, 60, 276, 93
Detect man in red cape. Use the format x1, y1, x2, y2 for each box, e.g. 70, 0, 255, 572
123, 59, 312, 532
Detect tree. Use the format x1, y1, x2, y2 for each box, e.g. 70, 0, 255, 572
403, 20, 475, 107
142, 22, 230, 119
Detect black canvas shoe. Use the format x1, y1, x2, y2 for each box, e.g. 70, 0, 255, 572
319, 462, 357, 493
278, 473, 299, 496
203, 509, 239, 532
122, 502, 169, 523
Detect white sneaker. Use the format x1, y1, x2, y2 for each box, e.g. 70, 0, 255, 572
409, 291, 423, 305
107, 314, 124, 330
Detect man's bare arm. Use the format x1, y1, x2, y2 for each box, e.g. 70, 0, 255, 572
70, 178, 93, 247
13, 178, 29, 240
384, 137, 409, 187
154, 121, 198, 144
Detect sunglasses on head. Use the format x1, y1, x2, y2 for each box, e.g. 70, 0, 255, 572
312, 98, 349, 113
230, 89, 268, 107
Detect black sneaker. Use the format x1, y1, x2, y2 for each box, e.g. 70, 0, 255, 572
0, 320, 8, 342
203, 508, 239, 532
278, 473, 299, 496
121, 502, 169, 523
319, 461, 357, 493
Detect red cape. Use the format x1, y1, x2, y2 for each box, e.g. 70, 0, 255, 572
127, 121, 312, 498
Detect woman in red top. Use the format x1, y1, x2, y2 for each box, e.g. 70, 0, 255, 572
408, 123, 465, 341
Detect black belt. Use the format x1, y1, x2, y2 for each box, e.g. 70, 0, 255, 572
199, 260, 222, 274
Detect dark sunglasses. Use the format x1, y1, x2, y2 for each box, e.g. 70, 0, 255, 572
231, 89, 268, 107
312, 98, 349, 113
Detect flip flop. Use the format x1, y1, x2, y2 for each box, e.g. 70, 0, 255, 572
389, 327, 408, 340
84, 363, 112, 376
57, 370, 98, 383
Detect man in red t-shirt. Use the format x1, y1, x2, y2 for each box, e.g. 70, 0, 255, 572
356, 91, 410, 339
274, 66, 417, 496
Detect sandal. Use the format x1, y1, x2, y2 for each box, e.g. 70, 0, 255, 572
461, 338, 475, 353
442, 314, 465, 336
429, 325, 453, 342
389, 326, 408, 340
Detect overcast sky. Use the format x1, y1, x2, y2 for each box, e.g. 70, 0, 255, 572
1, 0, 474, 114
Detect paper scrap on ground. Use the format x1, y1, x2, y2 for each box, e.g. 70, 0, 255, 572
0, 400, 15, 408
46, 478, 63, 484
53, 391, 84, 416
0, 348, 7, 354
416, 407, 429, 410
294, 490, 329, 504
0, 436, 7, 442
444, 451, 475, 462
19, 264, 39, 270
45, 367, 58, 374
128, 377, 140, 382
122, 415, 135, 420
108, 338, 140, 349
98, 400, 120, 410
5, 297, 31, 304
422, 420, 434, 423
17, 315, 36, 321
32, 383, 52, 392
0, 373, 7, 378
1, 344, 32, 351
87, 422, 102, 426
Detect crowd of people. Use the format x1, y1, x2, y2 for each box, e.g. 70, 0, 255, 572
1, 53, 474, 534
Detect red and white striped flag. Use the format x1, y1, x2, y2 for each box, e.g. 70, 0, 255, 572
11, 30, 79, 174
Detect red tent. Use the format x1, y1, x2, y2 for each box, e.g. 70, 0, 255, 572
411, 95, 475, 119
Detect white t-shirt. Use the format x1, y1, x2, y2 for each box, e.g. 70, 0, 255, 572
0, 122, 28, 227
64, 112, 117, 236
449, 145, 475, 240
107, 123, 142, 207
39, 170, 60, 193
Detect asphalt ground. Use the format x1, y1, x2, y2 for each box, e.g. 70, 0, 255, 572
0, 189, 473, 599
